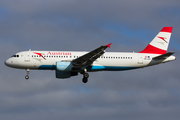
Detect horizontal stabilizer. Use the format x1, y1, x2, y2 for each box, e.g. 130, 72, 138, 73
153, 52, 175, 60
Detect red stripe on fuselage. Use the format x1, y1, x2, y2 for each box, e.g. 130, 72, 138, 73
139, 44, 166, 54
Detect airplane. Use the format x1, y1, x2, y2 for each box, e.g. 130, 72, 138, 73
4, 27, 176, 83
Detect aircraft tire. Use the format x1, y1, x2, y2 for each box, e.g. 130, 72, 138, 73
82, 78, 88, 83
25, 75, 29, 80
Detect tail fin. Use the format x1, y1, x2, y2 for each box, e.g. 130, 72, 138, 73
139, 27, 173, 54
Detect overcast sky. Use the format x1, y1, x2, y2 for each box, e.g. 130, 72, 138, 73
1, 0, 180, 120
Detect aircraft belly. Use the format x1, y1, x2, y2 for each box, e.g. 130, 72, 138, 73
38, 65, 56, 70
90, 59, 140, 71
88, 65, 139, 71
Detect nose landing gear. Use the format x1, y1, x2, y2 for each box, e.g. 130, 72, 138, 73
25, 69, 30, 80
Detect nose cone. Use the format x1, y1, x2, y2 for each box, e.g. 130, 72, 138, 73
4, 58, 11, 67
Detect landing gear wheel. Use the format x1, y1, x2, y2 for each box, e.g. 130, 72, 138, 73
25, 69, 30, 80
25, 75, 29, 80
82, 77, 88, 83
83, 73, 89, 78
82, 72, 89, 83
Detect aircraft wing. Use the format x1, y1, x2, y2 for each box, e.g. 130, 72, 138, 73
72, 43, 112, 68
153, 52, 175, 60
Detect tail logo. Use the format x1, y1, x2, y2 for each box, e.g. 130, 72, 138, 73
157, 36, 168, 43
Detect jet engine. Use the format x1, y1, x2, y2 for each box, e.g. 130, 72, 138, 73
56, 61, 72, 71
56, 61, 78, 78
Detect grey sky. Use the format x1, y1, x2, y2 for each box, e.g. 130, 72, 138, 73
1, 0, 180, 120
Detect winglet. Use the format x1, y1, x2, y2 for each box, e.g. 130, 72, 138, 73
106, 43, 112, 48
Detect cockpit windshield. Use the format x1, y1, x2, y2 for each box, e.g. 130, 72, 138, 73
11, 54, 19, 57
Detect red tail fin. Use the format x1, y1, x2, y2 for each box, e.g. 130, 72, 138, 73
139, 27, 173, 54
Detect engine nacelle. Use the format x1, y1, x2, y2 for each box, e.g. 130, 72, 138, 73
56, 71, 78, 79
56, 71, 71, 78
56, 61, 78, 79
56, 61, 72, 71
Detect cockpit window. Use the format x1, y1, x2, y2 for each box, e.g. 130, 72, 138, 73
11, 54, 19, 57
11, 55, 15, 57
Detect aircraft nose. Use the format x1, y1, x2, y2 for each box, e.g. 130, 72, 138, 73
4, 59, 11, 67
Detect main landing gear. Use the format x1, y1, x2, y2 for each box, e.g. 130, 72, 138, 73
82, 69, 89, 83
82, 73, 89, 83
25, 69, 30, 80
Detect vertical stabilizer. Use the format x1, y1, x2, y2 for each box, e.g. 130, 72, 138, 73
139, 27, 173, 54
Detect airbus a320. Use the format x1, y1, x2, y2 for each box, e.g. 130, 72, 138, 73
5, 27, 176, 83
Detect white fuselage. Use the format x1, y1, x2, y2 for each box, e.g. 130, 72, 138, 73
5, 51, 176, 72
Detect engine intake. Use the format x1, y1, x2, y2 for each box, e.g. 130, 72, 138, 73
56, 61, 72, 71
